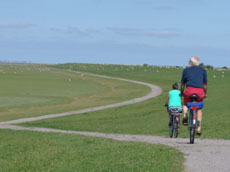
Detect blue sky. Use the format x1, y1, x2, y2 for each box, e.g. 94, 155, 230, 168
0, 0, 229, 67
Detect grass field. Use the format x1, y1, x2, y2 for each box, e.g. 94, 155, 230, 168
0, 62, 186, 171
0, 63, 149, 122
2, 62, 229, 171
22, 63, 230, 139
0, 130, 184, 172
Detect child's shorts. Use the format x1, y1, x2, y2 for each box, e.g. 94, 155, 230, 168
168, 106, 182, 114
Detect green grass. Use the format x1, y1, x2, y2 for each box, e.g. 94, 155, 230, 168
0, 130, 184, 172
2, 62, 228, 171
22, 63, 230, 139
0, 63, 149, 121
0, 63, 185, 171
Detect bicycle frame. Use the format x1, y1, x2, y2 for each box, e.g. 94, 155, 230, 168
190, 106, 198, 127
173, 113, 180, 123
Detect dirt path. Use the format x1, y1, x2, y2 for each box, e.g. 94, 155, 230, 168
0, 71, 229, 172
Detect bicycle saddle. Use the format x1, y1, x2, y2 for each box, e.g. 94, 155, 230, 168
190, 94, 199, 101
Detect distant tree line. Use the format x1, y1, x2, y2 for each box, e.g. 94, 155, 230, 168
200, 63, 229, 70
141, 63, 228, 70
199, 63, 214, 70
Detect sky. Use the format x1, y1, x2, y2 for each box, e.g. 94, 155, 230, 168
0, 0, 229, 67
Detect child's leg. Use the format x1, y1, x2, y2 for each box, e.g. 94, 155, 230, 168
178, 117, 181, 133
168, 113, 172, 126
168, 113, 172, 120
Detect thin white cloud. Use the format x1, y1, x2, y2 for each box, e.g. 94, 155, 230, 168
66, 26, 87, 35
50, 26, 101, 37
50, 27, 63, 32
0, 23, 37, 29
50, 26, 178, 39
86, 28, 101, 34
146, 30, 178, 38
108, 27, 178, 38
107, 27, 141, 36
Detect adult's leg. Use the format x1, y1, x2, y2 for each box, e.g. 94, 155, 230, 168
182, 105, 188, 125
183, 105, 188, 118
196, 93, 204, 134
197, 109, 202, 133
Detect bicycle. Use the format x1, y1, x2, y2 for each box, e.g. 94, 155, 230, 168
168, 107, 182, 138
187, 94, 204, 144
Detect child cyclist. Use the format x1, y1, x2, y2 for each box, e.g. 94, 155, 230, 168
165, 83, 183, 131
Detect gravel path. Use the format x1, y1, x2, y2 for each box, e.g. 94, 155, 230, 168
0, 71, 229, 172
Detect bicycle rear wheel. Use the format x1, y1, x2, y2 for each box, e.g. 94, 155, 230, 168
173, 120, 178, 138
190, 127, 195, 144
189, 109, 197, 144
169, 120, 174, 138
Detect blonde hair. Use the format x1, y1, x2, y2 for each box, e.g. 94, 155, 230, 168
190, 56, 200, 66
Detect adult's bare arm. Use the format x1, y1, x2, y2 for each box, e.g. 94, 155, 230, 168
180, 83, 185, 96
204, 83, 207, 95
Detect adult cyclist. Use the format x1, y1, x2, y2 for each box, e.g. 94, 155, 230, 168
181, 56, 207, 136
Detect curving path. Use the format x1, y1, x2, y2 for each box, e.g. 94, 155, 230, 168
0, 71, 230, 172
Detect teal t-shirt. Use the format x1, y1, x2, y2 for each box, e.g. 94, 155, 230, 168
168, 90, 182, 107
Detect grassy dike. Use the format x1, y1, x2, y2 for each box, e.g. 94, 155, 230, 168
0, 63, 149, 121
22, 63, 230, 139
0, 63, 185, 171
